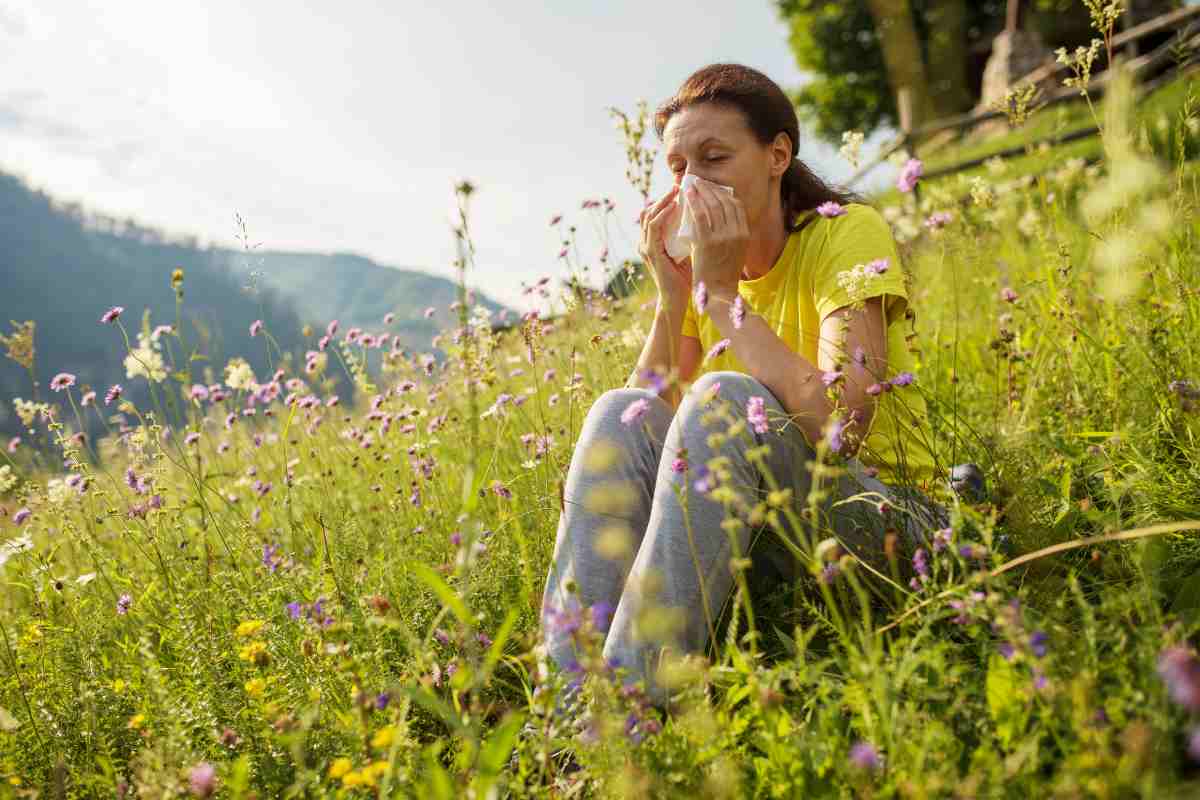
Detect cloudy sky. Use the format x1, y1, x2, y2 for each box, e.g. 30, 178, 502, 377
0, 0, 898, 313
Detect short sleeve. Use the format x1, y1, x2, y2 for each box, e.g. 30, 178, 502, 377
681, 294, 699, 339
811, 205, 909, 325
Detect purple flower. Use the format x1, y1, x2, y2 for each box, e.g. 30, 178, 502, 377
491, 480, 512, 500
476, 632, 493, 648
865, 258, 889, 275
105, 385, 123, 405
621, 398, 651, 426
729, 294, 746, 329
706, 339, 731, 361
185, 432, 201, 446
897, 158, 923, 193
434, 628, 450, 646
262, 543, 281, 573
252, 480, 272, 498
639, 368, 667, 396
924, 211, 953, 230
866, 383, 885, 396
816, 201, 846, 218
826, 416, 846, 454
100, 306, 124, 324
818, 562, 840, 585
591, 601, 615, 632
286, 601, 302, 619
692, 465, 716, 494
188, 762, 217, 798
912, 547, 929, 578
821, 370, 844, 387
1000, 287, 1019, 303
50, 372, 76, 392
450, 532, 462, 547
1029, 630, 1048, 658
670, 457, 688, 474
959, 543, 987, 561
849, 740, 881, 770
694, 281, 708, 315
375, 692, 391, 710
12, 507, 31, 525
1158, 646, 1200, 712
891, 372, 914, 387
747, 396, 769, 434
116, 593, 132, 614
998, 641, 1016, 661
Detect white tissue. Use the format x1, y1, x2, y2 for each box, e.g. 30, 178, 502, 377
664, 173, 736, 261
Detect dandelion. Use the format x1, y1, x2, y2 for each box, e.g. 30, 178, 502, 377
897, 158, 923, 193
747, 396, 769, 434
188, 763, 217, 798
621, 398, 651, 426
816, 201, 846, 218
706, 339, 731, 361
116, 593, 132, 614
694, 281, 708, 315
100, 306, 124, 324
50, 373, 76, 392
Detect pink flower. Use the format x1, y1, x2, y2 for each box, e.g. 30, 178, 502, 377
383, 312, 395, 325
105, 385, 123, 406
326, 320, 339, 337
816, 201, 846, 218
621, 398, 651, 426
865, 258, 889, 275
249, 320, 263, 337
423, 307, 436, 319
188, 762, 217, 798
7, 437, 20, 453
897, 158, 923, 193
924, 211, 953, 230
706, 339, 730, 361
1000, 287, 1019, 303
747, 396, 768, 434
100, 306, 124, 324
185, 432, 201, 446
50, 372, 76, 392
670, 457, 688, 474
81, 390, 96, 407
550, 214, 562, 226
694, 281, 708, 315
821, 370, 844, 387
729, 294, 746, 329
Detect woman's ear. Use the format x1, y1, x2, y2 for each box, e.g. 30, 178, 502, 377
771, 131, 792, 178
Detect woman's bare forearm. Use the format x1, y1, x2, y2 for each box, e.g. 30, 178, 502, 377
625, 300, 685, 408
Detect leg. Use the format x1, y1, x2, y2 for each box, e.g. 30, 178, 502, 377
540, 387, 674, 671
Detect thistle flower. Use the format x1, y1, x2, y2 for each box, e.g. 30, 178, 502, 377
816, 201, 846, 218
706, 339, 731, 361
50, 373, 76, 392
747, 396, 769, 434
730, 294, 746, 329
897, 158, 923, 193
621, 398, 651, 426
694, 281, 708, 315
100, 306, 124, 324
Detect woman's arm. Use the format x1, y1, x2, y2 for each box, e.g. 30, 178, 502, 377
624, 300, 701, 410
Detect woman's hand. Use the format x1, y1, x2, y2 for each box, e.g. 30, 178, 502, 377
686, 179, 749, 301
638, 184, 693, 315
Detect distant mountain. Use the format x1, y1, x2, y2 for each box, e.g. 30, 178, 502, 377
0, 168, 512, 437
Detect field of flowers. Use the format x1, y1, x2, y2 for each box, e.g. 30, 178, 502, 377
2, 61, 1200, 797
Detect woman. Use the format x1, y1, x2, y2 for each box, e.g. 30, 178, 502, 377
540, 63, 948, 705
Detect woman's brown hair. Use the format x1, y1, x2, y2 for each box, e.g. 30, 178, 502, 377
654, 63, 865, 237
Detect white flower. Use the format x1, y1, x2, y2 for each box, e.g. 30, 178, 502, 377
1017, 207, 1041, 237
0, 465, 16, 494
969, 176, 994, 207
839, 130, 865, 168
224, 357, 256, 391
46, 478, 73, 506
125, 333, 167, 383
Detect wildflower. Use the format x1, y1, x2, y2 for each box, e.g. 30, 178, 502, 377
423, 306, 436, 319
116, 593, 132, 614
491, 480, 512, 500
913, 547, 929, 579
224, 358, 256, 391
670, 456, 688, 474
692, 465, 716, 494
286, 601, 302, 620
706, 339, 731, 361
328, 758, 353, 779
621, 398, 651, 426
81, 390, 96, 406
747, 396, 769, 434
383, 312, 395, 325
12, 507, 31, 525
188, 763, 217, 798
125, 333, 167, 383
100, 306, 124, 324
839, 130, 864, 167
375, 692, 391, 710
891, 371, 914, 387
1000, 287, 1019, 303
184, 432, 201, 446
50, 373, 76, 392
959, 543, 987, 561
924, 211, 953, 230
864, 258, 889, 275
1158, 646, 1200, 712
262, 543, 281, 573
897, 158, 923, 192
7, 437, 19, 453
694, 281, 708, 315
244, 677, 266, 698
866, 383, 885, 396
816, 201, 846, 218
849, 741, 881, 771
1030, 630, 1048, 658
476, 632, 493, 648
252, 480, 272, 498
821, 370, 844, 387
434, 628, 450, 646
826, 416, 845, 454
730, 293, 746, 329
236, 619, 266, 637
371, 726, 395, 750
818, 562, 840, 585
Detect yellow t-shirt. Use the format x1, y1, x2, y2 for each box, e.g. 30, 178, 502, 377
681, 203, 937, 489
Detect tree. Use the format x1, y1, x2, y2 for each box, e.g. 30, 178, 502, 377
775, 0, 1094, 144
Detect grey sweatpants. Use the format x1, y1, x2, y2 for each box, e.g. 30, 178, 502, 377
540, 370, 947, 703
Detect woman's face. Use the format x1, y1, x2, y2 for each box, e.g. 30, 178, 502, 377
662, 103, 790, 233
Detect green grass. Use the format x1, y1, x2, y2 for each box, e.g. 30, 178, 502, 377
1, 73, 1200, 797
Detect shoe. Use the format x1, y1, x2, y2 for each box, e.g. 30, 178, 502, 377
949, 463, 987, 504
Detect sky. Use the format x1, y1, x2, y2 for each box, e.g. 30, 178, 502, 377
0, 0, 899, 314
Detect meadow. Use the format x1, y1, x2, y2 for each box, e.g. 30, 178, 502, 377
2, 61, 1200, 797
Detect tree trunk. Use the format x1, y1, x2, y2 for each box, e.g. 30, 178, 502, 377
864, 0, 937, 129
925, 0, 971, 118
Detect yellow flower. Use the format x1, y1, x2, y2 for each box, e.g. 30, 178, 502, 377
113, 679, 126, 693
238, 640, 268, 664
244, 678, 266, 698
127, 713, 146, 730
328, 758, 353, 779
8, 776, 21, 786
365, 761, 390, 779
343, 770, 376, 788
235, 619, 265, 637
370, 726, 395, 750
